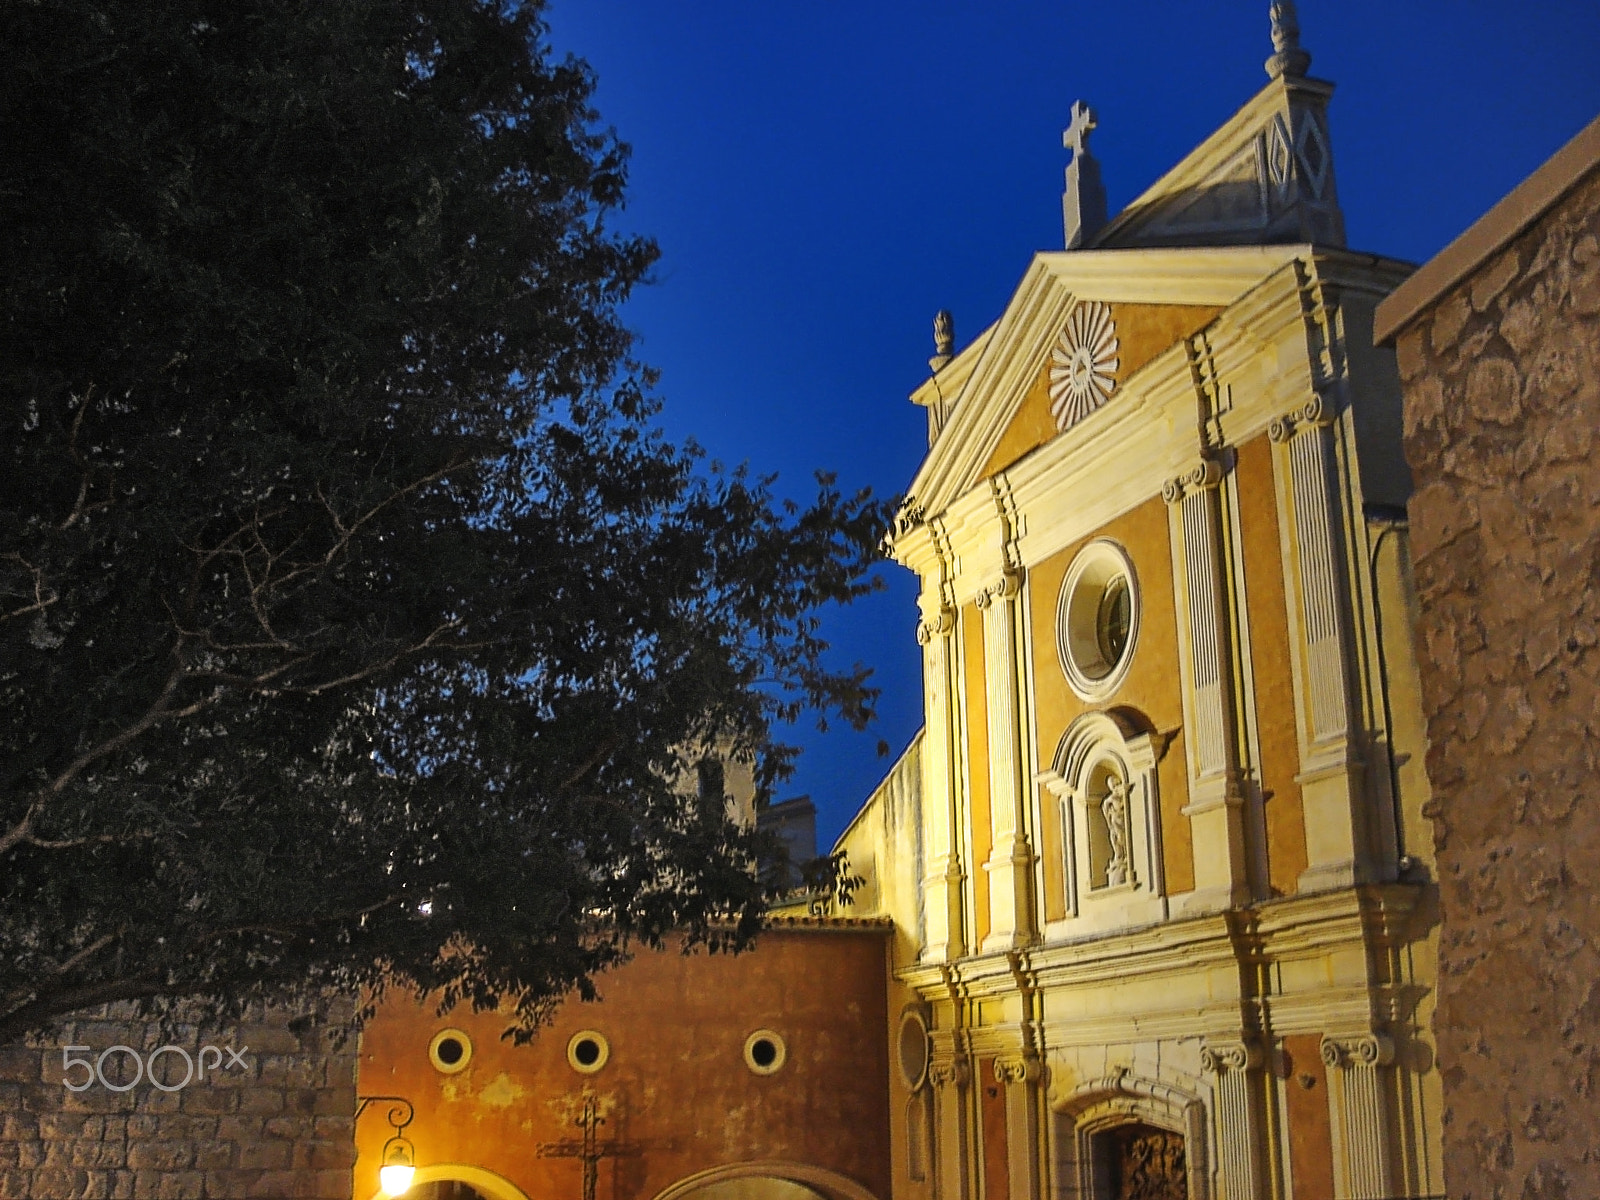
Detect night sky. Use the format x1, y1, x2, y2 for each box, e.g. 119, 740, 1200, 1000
542, 1, 1600, 847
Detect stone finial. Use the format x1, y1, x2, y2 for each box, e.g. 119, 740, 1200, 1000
1062, 100, 1108, 250
1266, 0, 1312, 79
929, 309, 954, 373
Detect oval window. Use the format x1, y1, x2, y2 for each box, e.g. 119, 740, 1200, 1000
1057, 540, 1140, 700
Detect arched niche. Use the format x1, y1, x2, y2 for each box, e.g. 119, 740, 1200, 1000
1051, 1071, 1209, 1200
1037, 709, 1170, 933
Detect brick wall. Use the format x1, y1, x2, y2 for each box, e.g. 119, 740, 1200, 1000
1395, 164, 1600, 1197
0, 1000, 356, 1199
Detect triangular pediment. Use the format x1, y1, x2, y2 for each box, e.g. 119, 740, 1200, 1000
903, 245, 1305, 519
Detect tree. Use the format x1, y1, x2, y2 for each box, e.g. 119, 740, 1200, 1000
0, 0, 887, 1042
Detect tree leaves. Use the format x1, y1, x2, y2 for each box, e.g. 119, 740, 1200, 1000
0, 0, 889, 1041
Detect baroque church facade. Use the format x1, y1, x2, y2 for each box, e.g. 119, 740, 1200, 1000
354, 8, 1444, 1200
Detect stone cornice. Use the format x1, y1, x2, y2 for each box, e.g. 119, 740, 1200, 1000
893, 883, 1429, 1002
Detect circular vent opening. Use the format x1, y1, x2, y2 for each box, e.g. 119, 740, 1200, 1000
428, 1028, 473, 1075
566, 1030, 610, 1074
743, 1029, 787, 1075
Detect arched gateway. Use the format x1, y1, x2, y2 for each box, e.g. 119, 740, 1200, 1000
1053, 1073, 1208, 1200
651, 1161, 883, 1200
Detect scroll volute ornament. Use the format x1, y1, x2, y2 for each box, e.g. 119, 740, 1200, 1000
1161, 455, 1224, 504
927, 1055, 971, 1089
974, 569, 1023, 611
1267, 392, 1332, 443
1319, 1033, 1395, 1069
916, 606, 955, 646
992, 1053, 1042, 1085
1200, 1039, 1264, 1073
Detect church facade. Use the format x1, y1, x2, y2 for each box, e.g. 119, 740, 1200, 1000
355, 9, 1446, 1200
835, 10, 1443, 1200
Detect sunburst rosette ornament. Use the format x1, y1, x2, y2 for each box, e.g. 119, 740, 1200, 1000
1048, 301, 1120, 431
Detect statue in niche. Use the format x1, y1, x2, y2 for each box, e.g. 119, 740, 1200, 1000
1101, 775, 1132, 887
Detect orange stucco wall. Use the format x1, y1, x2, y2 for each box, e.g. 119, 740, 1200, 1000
1281, 1034, 1335, 1200
960, 604, 993, 948
1234, 434, 1309, 894
981, 303, 1224, 479
977, 1057, 1008, 1200
356, 929, 892, 1200
1029, 493, 1194, 912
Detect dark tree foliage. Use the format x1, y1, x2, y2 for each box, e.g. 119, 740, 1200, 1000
0, 0, 888, 1041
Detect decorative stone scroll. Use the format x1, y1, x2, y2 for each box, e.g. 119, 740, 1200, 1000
928, 1056, 972, 1090
916, 605, 955, 646
993, 1053, 1042, 1086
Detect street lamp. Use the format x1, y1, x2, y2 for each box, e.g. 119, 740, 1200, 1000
357, 1095, 417, 1196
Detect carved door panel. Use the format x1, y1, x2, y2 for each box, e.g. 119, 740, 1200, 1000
1107, 1124, 1187, 1200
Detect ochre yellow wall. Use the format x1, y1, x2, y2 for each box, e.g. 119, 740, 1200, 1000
357, 931, 891, 1200
960, 605, 992, 947
981, 304, 1224, 478
1235, 434, 1308, 894
1028, 494, 1194, 910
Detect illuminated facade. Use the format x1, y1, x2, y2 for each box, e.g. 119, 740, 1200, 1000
358, 9, 1446, 1200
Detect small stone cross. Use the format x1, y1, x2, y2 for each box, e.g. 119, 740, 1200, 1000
1063, 101, 1097, 159
539, 1095, 638, 1200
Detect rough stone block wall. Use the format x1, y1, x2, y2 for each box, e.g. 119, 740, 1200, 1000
0, 1001, 356, 1199
1398, 167, 1600, 1197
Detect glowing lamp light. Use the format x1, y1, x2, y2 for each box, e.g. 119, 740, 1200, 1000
379, 1162, 416, 1196
357, 1094, 419, 1198
378, 1133, 417, 1196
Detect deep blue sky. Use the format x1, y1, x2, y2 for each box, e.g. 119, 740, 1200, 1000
543, 1, 1600, 847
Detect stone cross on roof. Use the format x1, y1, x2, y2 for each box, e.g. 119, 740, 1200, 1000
1064, 100, 1097, 159
1061, 100, 1107, 250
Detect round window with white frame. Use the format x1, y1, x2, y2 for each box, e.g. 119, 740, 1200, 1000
743, 1030, 787, 1076
1057, 540, 1140, 701
566, 1030, 610, 1074
428, 1028, 473, 1075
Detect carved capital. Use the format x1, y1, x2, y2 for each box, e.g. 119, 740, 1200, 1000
1268, 393, 1335, 443
974, 569, 1022, 610
1319, 1032, 1394, 1070
916, 607, 955, 645
992, 1053, 1041, 1086
1162, 456, 1224, 503
928, 1056, 971, 1089
1200, 1039, 1264, 1074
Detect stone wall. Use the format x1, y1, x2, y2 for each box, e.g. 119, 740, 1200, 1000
0, 1001, 356, 1199
1389, 150, 1600, 1195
